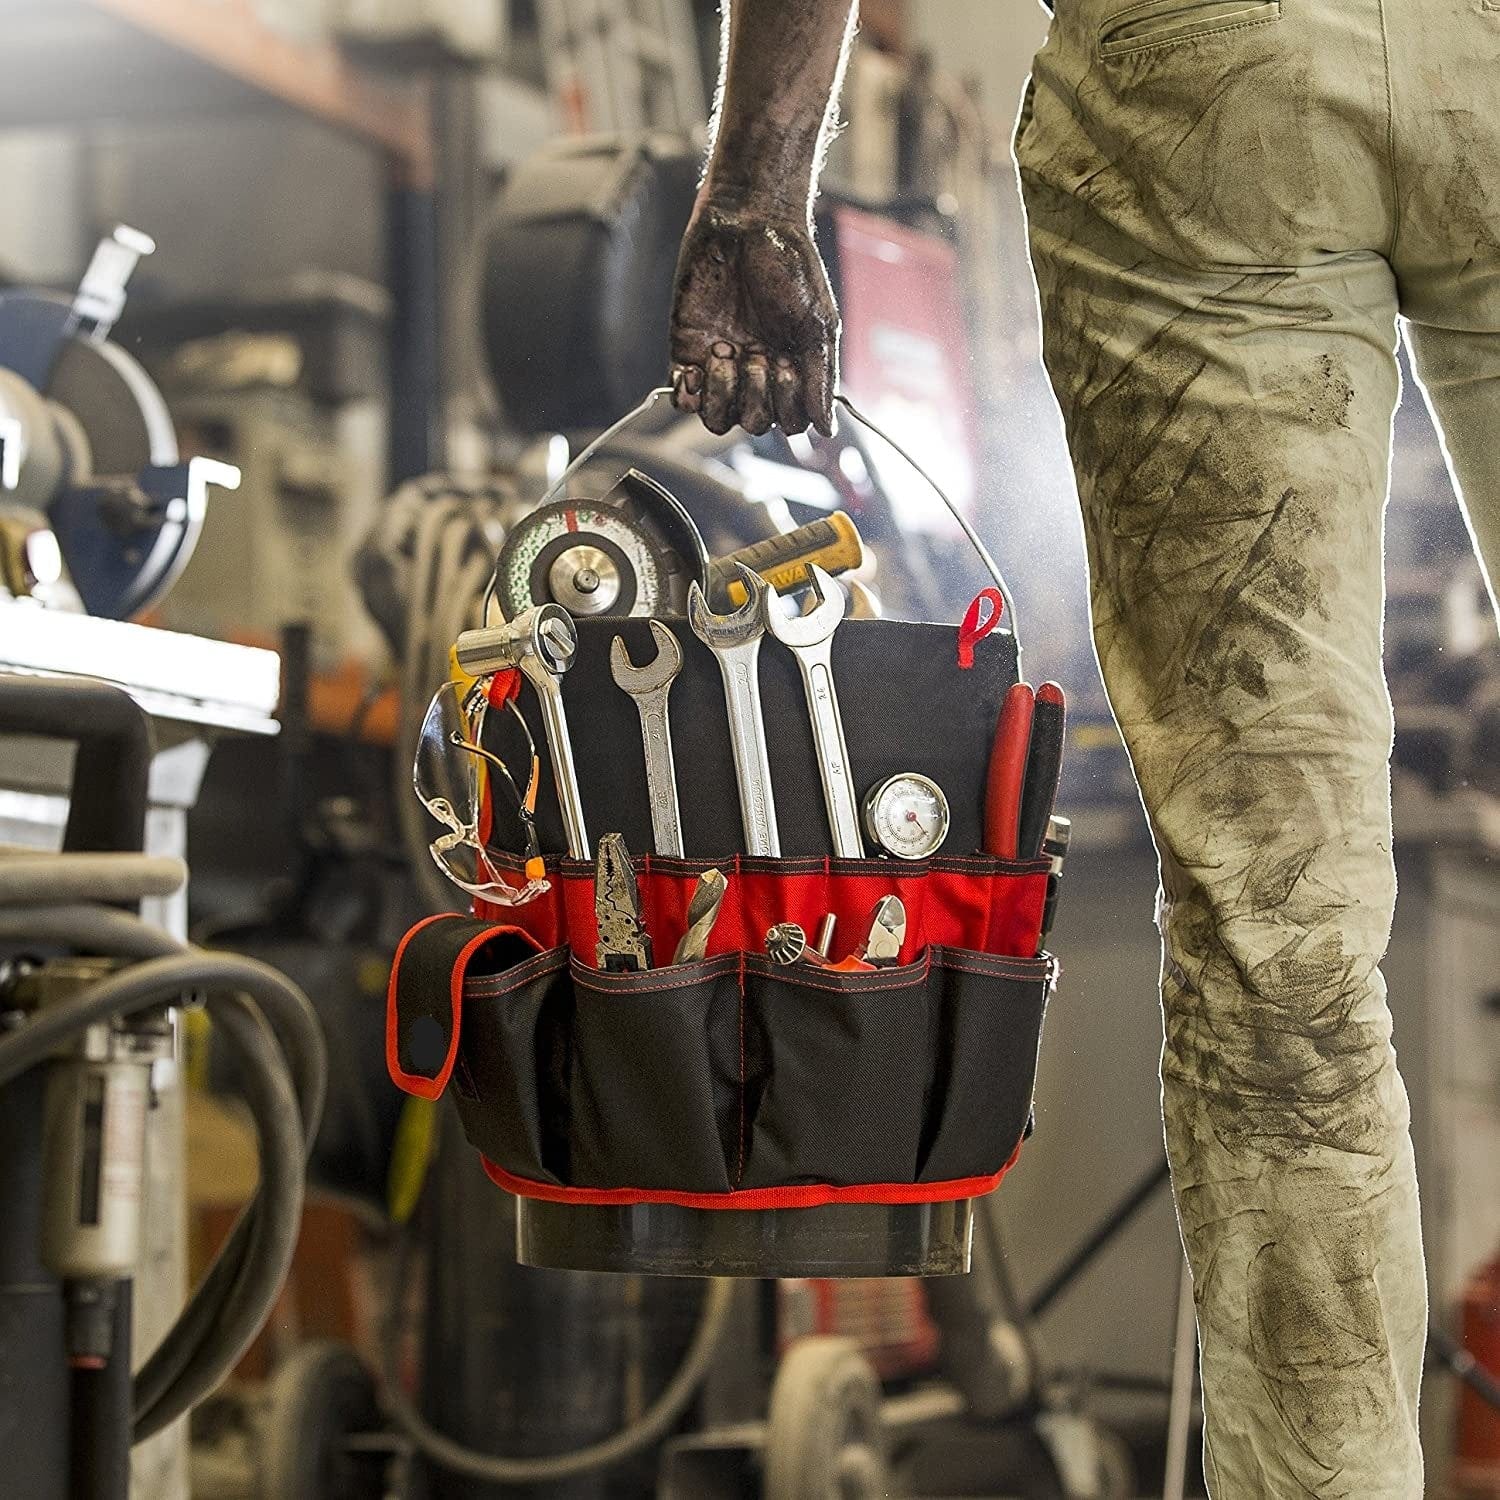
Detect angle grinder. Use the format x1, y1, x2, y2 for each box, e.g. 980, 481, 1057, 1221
495, 465, 867, 620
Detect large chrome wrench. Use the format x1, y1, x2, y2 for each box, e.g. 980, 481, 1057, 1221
764, 564, 863, 858
455, 604, 590, 860
609, 621, 685, 858
688, 563, 780, 856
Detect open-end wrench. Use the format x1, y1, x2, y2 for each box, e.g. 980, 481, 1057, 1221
688, 562, 780, 857
609, 621, 684, 858
455, 604, 590, 860
764, 564, 863, 858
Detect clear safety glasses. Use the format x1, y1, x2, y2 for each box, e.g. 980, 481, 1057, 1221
413, 680, 550, 906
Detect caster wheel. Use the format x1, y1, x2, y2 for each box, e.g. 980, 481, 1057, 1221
258, 1339, 384, 1500
764, 1336, 891, 1500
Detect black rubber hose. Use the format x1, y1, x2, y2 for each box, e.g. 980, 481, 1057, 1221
0, 949, 325, 1442
132, 992, 305, 1439
380, 1225, 736, 1484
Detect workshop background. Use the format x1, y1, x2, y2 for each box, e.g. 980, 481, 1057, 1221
1, 2, 1497, 1498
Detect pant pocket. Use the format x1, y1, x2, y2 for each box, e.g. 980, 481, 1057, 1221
451, 947, 572, 1185
740, 955, 932, 1188
567, 953, 742, 1192
1098, 0, 1280, 56
917, 948, 1054, 1183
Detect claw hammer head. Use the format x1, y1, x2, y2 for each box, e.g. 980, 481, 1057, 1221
609, 619, 683, 696
688, 562, 767, 647
763, 563, 847, 648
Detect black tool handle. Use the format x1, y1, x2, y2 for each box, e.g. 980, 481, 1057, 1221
1017, 683, 1066, 861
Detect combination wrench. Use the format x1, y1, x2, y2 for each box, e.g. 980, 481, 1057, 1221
688, 562, 780, 856
764, 564, 864, 858
455, 604, 591, 860
609, 620, 685, 858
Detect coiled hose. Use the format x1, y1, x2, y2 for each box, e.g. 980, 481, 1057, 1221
0, 852, 326, 1444
380, 1218, 737, 1485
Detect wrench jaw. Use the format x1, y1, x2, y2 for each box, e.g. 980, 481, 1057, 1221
609, 618, 683, 695
763, 563, 847, 648
687, 562, 767, 646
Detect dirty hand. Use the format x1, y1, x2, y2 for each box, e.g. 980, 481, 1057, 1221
669, 202, 839, 438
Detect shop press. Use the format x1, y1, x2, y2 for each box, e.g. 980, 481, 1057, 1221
391, 392, 1071, 1279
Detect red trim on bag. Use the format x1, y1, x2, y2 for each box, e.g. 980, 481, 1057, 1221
386, 916, 543, 1100
385, 913, 453, 1098
476, 859, 1048, 965
480, 1138, 1025, 1211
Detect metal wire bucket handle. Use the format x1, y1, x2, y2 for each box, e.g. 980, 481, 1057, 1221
485, 386, 1022, 666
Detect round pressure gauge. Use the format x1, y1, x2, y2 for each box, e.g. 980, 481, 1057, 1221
862, 774, 951, 861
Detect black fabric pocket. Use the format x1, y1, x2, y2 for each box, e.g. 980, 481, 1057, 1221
451, 947, 572, 1185
740, 955, 934, 1188
399, 929, 1056, 1201
918, 947, 1054, 1183
566, 952, 742, 1191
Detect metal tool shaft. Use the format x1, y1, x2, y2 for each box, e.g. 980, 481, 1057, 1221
764, 564, 862, 858
631, 689, 683, 857
611, 623, 685, 857
521, 657, 590, 860
791, 638, 862, 858
714, 639, 780, 856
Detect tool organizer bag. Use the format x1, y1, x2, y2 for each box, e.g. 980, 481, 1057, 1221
387, 396, 1059, 1210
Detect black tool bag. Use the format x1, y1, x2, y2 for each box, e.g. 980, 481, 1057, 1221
388, 397, 1060, 1211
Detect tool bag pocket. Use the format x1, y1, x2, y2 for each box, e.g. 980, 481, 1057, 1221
386, 869, 1057, 1209
739, 953, 935, 1189
565, 952, 742, 1192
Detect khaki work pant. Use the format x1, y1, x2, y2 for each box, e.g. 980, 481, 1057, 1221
1016, 1, 1500, 1494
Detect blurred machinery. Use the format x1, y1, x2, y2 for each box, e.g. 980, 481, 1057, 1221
0, 226, 239, 621
0, 226, 324, 1500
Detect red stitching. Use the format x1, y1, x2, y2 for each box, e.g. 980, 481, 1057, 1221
569, 956, 741, 994
742, 955, 933, 995
464, 950, 570, 996
736, 948, 746, 1186
930, 947, 1052, 982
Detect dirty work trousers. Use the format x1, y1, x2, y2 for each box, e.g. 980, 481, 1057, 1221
1016, 1, 1500, 1493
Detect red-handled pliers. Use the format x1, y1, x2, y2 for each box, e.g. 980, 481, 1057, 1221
984, 682, 1035, 859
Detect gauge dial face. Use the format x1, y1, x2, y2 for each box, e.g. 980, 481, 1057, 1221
496, 501, 666, 619
863, 774, 950, 860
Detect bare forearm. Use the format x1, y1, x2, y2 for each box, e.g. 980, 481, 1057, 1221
702, 0, 860, 221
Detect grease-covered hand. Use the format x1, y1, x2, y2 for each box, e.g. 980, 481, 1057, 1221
669, 202, 839, 437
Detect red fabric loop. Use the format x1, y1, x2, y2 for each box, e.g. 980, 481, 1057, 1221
957, 588, 1004, 669
486, 668, 522, 706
